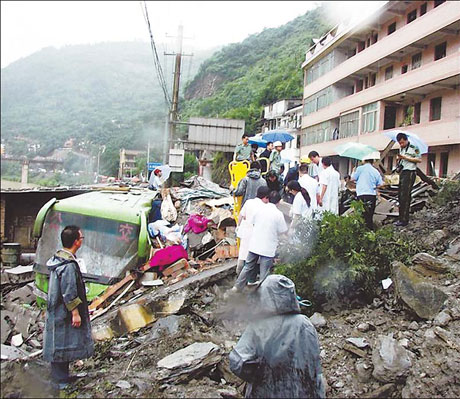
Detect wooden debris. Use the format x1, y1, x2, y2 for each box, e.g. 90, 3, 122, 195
89, 272, 136, 311
163, 259, 190, 277
364, 383, 396, 398
343, 343, 367, 358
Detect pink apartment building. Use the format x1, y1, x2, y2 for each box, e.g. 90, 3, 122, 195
300, 0, 460, 177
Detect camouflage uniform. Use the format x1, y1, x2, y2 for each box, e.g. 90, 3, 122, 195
234, 143, 252, 161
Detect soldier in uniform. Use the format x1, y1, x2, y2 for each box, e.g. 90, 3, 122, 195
234, 134, 254, 162
395, 132, 421, 226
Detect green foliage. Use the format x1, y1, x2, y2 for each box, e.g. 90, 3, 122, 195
276, 202, 419, 306
1, 42, 212, 177
212, 152, 231, 186
181, 6, 331, 133
183, 152, 198, 180
433, 180, 460, 206
1, 161, 21, 181
134, 155, 147, 177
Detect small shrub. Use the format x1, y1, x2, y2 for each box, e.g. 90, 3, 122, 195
276, 201, 419, 306
432, 180, 460, 207
211, 151, 231, 186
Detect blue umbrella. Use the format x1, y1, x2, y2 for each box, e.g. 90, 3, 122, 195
249, 136, 268, 148
262, 130, 295, 143
383, 130, 428, 154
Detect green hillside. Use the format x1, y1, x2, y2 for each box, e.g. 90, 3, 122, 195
1, 5, 330, 178
1, 42, 214, 175
181, 6, 331, 133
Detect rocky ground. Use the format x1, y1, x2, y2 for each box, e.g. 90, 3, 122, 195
1, 184, 460, 398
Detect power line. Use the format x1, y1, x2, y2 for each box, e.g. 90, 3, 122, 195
141, 1, 172, 107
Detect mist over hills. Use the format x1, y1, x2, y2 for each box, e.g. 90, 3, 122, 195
1, 5, 331, 175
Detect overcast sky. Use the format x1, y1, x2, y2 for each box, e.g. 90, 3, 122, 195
1, 1, 385, 68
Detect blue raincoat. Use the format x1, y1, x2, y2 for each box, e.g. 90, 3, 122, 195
229, 275, 325, 398
43, 250, 94, 362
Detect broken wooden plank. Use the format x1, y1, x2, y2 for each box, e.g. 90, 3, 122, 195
364, 383, 396, 398
89, 272, 136, 311
375, 140, 395, 174
416, 168, 439, 190
343, 343, 367, 358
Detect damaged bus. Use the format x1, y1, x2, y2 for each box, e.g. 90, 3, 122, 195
32, 189, 159, 306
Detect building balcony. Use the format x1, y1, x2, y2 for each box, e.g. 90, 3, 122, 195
303, 1, 460, 98
302, 52, 459, 128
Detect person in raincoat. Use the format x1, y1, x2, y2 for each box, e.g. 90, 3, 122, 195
234, 161, 267, 207
229, 274, 325, 398
43, 225, 94, 390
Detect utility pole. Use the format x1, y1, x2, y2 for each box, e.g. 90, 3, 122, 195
164, 25, 193, 164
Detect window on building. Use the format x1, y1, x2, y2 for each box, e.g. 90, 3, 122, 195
369, 73, 376, 87
414, 102, 421, 124
384, 106, 397, 129
356, 79, 364, 92
385, 66, 393, 80
303, 86, 333, 116
358, 41, 365, 53
434, 42, 447, 60
362, 102, 378, 133
366, 38, 371, 48
407, 9, 417, 23
440, 152, 449, 177
430, 97, 442, 121
411, 53, 422, 70
420, 3, 427, 15
388, 22, 396, 35
427, 153, 436, 176
371, 33, 378, 44
401, 65, 408, 74
339, 111, 360, 139
434, 0, 446, 8
348, 48, 356, 59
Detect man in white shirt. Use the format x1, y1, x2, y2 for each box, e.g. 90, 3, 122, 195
232, 190, 288, 292
298, 164, 318, 211
308, 151, 324, 181
236, 186, 270, 275
318, 157, 340, 215
148, 169, 163, 190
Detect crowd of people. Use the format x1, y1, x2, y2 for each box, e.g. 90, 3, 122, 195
41, 132, 420, 397
225, 132, 421, 397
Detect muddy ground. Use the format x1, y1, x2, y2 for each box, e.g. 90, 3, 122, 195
2, 190, 460, 398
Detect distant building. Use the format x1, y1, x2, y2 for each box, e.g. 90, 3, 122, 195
64, 138, 75, 148
262, 99, 302, 163
301, 0, 460, 177
119, 149, 146, 179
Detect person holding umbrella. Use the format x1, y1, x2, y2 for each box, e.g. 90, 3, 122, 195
394, 132, 421, 226
269, 141, 283, 175
351, 154, 385, 230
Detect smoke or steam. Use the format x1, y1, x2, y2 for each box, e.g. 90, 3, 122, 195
322, 1, 386, 29
279, 218, 319, 264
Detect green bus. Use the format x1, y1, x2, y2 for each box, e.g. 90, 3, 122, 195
32, 189, 160, 306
